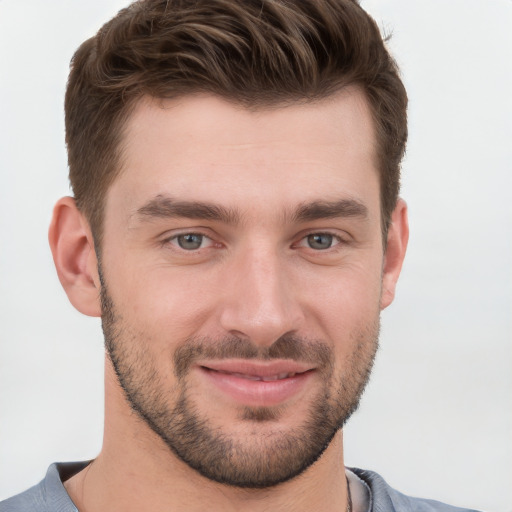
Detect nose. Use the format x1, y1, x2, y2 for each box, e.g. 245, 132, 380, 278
218, 245, 304, 347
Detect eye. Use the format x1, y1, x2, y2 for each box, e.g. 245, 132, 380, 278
171, 233, 211, 251
302, 233, 340, 250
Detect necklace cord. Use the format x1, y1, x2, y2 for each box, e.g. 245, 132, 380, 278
346, 475, 352, 512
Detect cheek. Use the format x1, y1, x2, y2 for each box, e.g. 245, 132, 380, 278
107, 262, 222, 337
296, 264, 382, 370
299, 261, 383, 325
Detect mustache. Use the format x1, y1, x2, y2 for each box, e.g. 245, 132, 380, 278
173, 334, 333, 379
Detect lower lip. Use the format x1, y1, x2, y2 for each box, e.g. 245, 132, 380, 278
198, 367, 314, 407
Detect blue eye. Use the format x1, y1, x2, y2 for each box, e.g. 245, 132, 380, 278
175, 233, 205, 250
306, 233, 335, 250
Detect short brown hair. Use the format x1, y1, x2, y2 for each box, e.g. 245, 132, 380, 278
65, 0, 407, 243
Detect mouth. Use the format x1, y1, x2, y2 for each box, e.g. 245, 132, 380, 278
207, 369, 305, 382
197, 360, 315, 407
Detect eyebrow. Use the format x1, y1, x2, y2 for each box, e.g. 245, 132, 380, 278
135, 195, 240, 224
292, 199, 368, 223
134, 195, 368, 225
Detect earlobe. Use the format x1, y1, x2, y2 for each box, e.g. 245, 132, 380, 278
380, 199, 409, 310
48, 197, 102, 317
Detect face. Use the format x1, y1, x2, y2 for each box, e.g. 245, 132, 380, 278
99, 91, 388, 487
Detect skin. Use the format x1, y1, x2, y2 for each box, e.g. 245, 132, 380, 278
49, 89, 408, 512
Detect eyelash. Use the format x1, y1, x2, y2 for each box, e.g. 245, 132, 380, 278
164, 232, 216, 251
162, 230, 347, 253
295, 232, 344, 251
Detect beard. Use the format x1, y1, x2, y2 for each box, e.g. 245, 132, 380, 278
100, 277, 379, 489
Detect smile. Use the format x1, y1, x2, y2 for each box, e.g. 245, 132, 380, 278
208, 369, 301, 382
196, 360, 315, 407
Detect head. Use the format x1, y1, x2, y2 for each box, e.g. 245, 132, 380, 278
65, 0, 407, 246
51, 0, 409, 490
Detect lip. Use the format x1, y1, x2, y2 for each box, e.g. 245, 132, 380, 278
196, 359, 315, 407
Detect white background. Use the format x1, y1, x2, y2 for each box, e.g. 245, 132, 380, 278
0, 1, 510, 511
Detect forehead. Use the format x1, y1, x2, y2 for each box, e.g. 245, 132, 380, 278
109, 90, 380, 222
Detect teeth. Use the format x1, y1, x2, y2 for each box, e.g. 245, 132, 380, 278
261, 372, 296, 381
212, 369, 296, 381
218, 371, 261, 380
236, 373, 261, 381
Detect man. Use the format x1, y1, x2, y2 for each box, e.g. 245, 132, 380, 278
0, 1, 480, 511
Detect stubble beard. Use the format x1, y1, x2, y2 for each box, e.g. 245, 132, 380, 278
100, 280, 380, 489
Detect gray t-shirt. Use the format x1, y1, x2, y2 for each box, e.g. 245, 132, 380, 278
0, 462, 480, 512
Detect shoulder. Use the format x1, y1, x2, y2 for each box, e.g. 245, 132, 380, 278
0, 462, 88, 512
0, 482, 47, 512
350, 468, 481, 512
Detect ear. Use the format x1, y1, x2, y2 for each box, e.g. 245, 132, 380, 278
48, 197, 102, 317
380, 198, 409, 310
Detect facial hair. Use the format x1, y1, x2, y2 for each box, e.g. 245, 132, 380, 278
100, 275, 379, 489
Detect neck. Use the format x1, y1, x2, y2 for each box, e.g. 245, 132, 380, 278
65, 362, 349, 512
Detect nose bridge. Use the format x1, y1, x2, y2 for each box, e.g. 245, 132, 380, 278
219, 241, 302, 345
